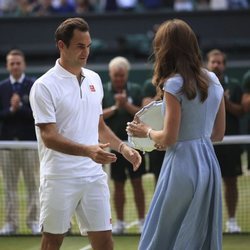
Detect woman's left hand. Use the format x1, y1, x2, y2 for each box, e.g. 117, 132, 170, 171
126, 116, 150, 138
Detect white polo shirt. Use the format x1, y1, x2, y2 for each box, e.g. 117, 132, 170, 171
30, 60, 104, 179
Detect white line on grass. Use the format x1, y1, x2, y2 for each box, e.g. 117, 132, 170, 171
79, 220, 139, 250
79, 244, 92, 250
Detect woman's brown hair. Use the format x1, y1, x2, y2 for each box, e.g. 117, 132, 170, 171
152, 19, 208, 102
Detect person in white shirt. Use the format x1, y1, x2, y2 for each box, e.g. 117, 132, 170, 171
29, 17, 141, 250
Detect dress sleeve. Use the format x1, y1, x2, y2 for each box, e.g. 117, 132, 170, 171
162, 76, 183, 102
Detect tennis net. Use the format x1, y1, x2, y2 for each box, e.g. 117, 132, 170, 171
0, 137, 249, 235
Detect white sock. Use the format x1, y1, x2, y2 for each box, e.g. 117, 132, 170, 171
228, 217, 236, 223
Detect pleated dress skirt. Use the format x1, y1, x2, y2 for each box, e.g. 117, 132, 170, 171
139, 137, 222, 250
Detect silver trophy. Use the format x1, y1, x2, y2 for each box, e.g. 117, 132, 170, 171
128, 100, 164, 152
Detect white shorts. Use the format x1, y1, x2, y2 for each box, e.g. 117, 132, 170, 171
39, 173, 112, 234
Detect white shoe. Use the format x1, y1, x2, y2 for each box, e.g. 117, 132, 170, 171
0, 223, 17, 235
112, 220, 125, 234
30, 222, 41, 235
226, 218, 241, 233
138, 219, 145, 233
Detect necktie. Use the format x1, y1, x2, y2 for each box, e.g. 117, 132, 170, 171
13, 82, 21, 94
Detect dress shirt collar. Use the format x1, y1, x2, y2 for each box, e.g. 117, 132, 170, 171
10, 74, 25, 84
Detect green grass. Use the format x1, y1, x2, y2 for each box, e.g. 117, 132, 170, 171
0, 157, 249, 249
0, 235, 250, 250
0, 153, 250, 234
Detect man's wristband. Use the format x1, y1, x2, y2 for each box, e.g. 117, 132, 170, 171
118, 142, 126, 153
147, 128, 153, 140
110, 105, 117, 112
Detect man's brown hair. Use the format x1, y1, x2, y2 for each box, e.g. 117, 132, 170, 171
55, 17, 89, 47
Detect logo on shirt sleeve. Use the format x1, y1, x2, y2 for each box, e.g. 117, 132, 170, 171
89, 84, 96, 92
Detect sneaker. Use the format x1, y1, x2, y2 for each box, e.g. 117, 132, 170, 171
0, 223, 17, 235
112, 220, 125, 234
138, 219, 145, 233
226, 218, 241, 233
30, 222, 41, 235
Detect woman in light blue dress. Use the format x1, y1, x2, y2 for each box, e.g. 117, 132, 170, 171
127, 19, 225, 250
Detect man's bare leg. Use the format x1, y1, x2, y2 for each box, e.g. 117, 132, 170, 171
88, 230, 113, 250
41, 232, 65, 250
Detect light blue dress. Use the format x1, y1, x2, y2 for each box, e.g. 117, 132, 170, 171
139, 72, 224, 250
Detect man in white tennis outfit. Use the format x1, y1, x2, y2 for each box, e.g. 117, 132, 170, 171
29, 17, 141, 250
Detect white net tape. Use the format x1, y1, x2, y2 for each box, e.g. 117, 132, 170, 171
0, 141, 37, 149
214, 135, 250, 145
0, 135, 250, 149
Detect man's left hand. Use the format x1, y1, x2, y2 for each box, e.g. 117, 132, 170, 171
121, 145, 142, 171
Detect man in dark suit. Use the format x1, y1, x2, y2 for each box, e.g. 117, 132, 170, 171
0, 49, 39, 235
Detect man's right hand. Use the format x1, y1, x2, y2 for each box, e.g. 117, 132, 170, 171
87, 143, 117, 164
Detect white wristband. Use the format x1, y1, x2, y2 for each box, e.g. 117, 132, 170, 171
110, 105, 117, 112
147, 128, 152, 140
118, 142, 126, 153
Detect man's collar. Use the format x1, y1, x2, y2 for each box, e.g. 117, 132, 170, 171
10, 74, 25, 84
55, 59, 84, 78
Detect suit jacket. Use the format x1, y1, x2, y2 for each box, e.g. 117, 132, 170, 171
0, 76, 36, 140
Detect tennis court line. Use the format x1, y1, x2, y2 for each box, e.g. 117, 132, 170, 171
79, 220, 138, 250
79, 244, 92, 250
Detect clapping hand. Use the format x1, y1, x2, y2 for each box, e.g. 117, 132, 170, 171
10, 93, 21, 112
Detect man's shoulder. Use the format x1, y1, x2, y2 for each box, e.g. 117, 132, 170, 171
227, 76, 240, 85
83, 68, 100, 80
144, 78, 152, 86
225, 76, 242, 95
24, 75, 36, 84
34, 67, 56, 84
103, 82, 110, 91
129, 81, 142, 90
102, 82, 112, 100
0, 78, 10, 87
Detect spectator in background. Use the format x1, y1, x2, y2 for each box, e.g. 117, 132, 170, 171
206, 49, 244, 233
174, 0, 194, 11
104, 0, 118, 11
142, 79, 165, 184
241, 69, 250, 170
116, 0, 138, 11
210, 0, 249, 9
142, 0, 162, 9
196, 0, 210, 10
32, 0, 57, 16
210, 0, 228, 9
53, 0, 75, 13
241, 69, 250, 112
227, 0, 249, 9
0, 0, 17, 15
75, 0, 96, 13
0, 49, 39, 235
102, 56, 146, 234
13, 0, 35, 16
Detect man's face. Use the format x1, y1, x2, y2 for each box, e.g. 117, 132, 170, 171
60, 29, 91, 68
109, 67, 128, 90
6, 54, 26, 79
207, 54, 225, 78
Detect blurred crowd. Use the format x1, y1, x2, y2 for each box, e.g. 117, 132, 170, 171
0, 0, 249, 17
